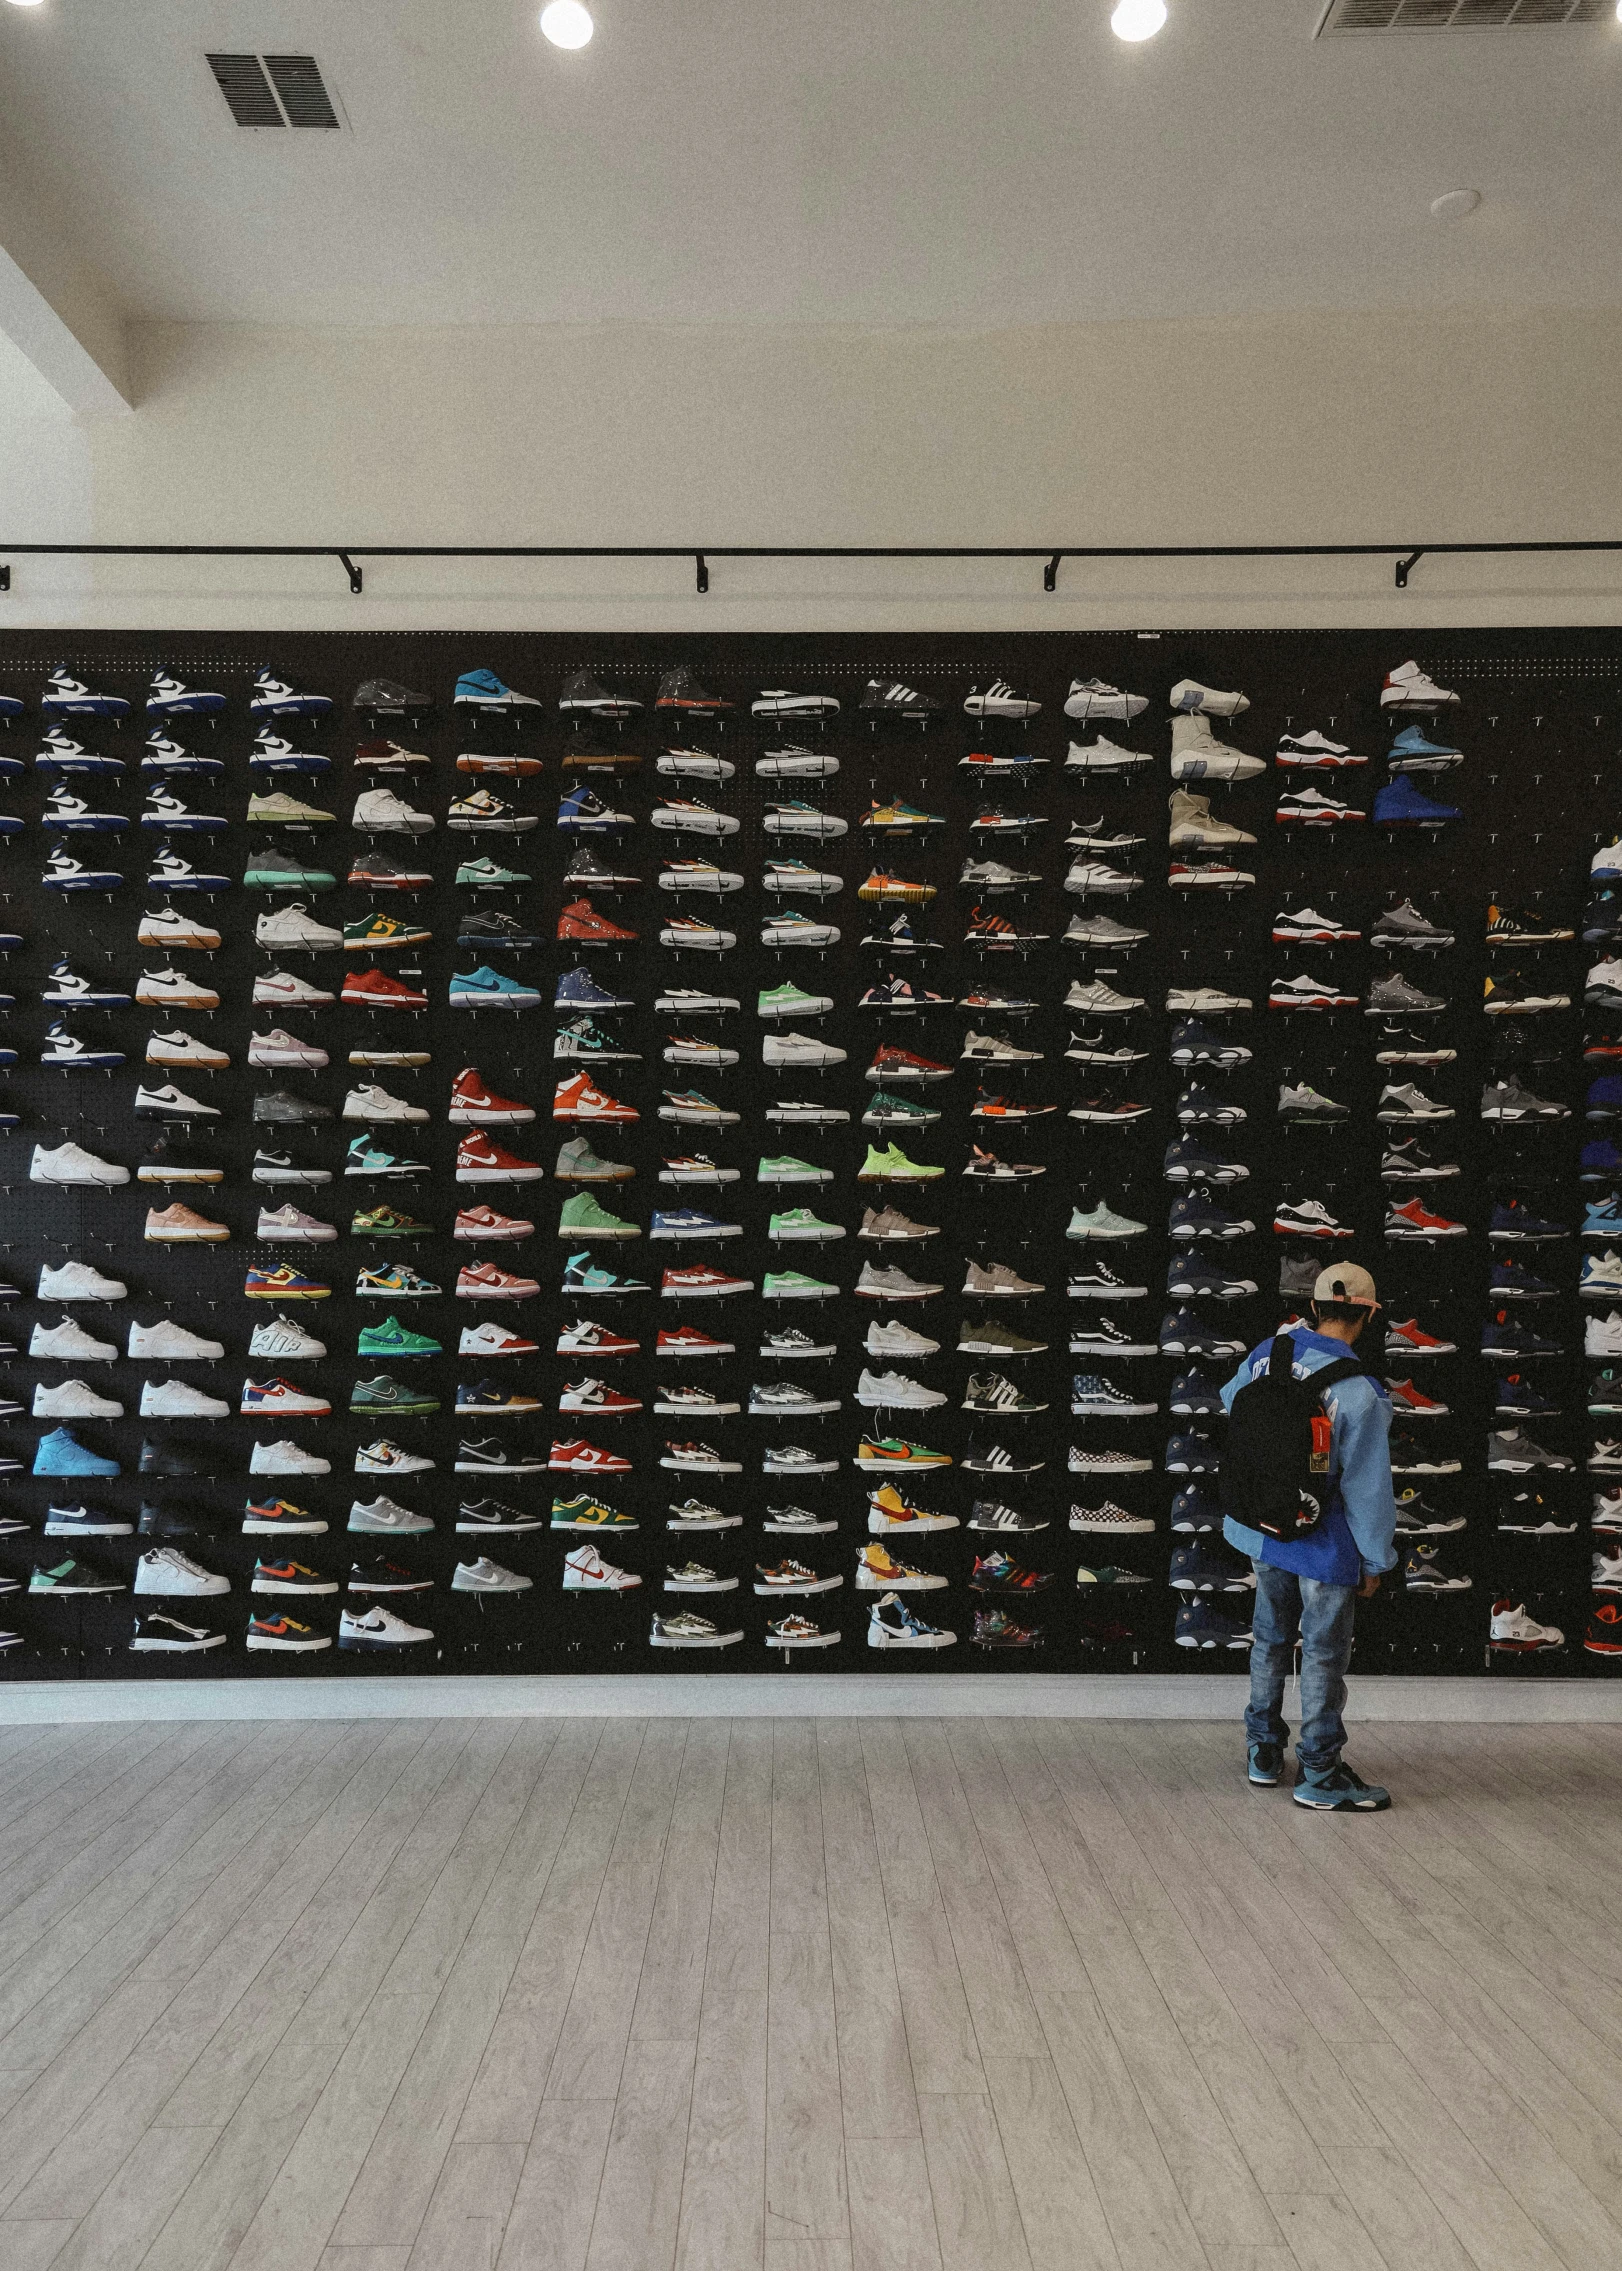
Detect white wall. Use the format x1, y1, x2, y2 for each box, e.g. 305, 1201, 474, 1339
3, 305, 1622, 632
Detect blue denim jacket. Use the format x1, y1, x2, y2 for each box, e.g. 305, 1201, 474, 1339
1220, 1325, 1398, 1586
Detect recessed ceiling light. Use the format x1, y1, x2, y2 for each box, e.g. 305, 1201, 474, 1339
1430, 189, 1481, 222
1110, 0, 1167, 40
4, 2, 48, 12
540, 0, 593, 48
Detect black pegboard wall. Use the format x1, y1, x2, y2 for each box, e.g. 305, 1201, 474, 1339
0, 626, 1618, 1685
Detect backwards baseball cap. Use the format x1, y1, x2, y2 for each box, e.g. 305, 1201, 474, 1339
1312, 1262, 1379, 1311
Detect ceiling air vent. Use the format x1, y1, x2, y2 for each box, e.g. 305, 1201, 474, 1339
1319, 0, 1609, 27
206, 52, 343, 129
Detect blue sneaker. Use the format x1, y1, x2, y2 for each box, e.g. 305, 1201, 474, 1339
554, 966, 634, 1012
41, 668, 129, 720
1173, 1599, 1252, 1648
40, 1023, 122, 1069
650, 1209, 739, 1239
1387, 724, 1462, 771
1589, 1076, 1622, 1118
1164, 1255, 1257, 1301
1581, 1137, 1622, 1182
1594, 839, 1622, 885
1373, 777, 1461, 827
43, 790, 126, 832
1247, 1741, 1283, 1786
1162, 1137, 1246, 1183
147, 672, 227, 718
250, 670, 332, 719
561, 1251, 651, 1297
147, 847, 231, 893
249, 731, 332, 776
143, 735, 223, 778
1169, 1485, 1222, 1532
33, 1426, 120, 1478
1167, 1192, 1253, 1240
454, 668, 543, 713
1584, 1197, 1622, 1239
1158, 1307, 1246, 1360
43, 850, 124, 892
448, 966, 542, 1010
1495, 1375, 1559, 1416
1481, 1311, 1562, 1359
41, 959, 130, 1008
0, 690, 22, 723
1165, 1433, 1222, 1476
1489, 1199, 1568, 1242
1168, 1017, 1251, 1068
34, 729, 121, 776
557, 785, 632, 834
1292, 1762, 1390, 1811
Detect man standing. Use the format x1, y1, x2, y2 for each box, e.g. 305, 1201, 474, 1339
1220, 1262, 1398, 1811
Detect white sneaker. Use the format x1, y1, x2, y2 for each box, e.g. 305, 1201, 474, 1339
240, 1378, 329, 1415
33, 1379, 123, 1419
255, 1205, 338, 1242
340, 1606, 435, 1647
459, 1322, 536, 1356
1063, 735, 1149, 773
134, 1547, 230, 1597
249, 1438, 332, 1475
763, 1033, 847, 1068
1064, 978, 1146, 1015
1166, 986, 1253, 1013
30, 1319, 118, 1361
1169, 718, 1265, 782
135, 968, 219, 1009
253, 968, 336, 1007
31, 1141, 129, 1188
563, 1542, 643, 1591
255, 905, 343, 951
1585, 1312, 1622, 1359
855, 1368, 947, 1409
864, 1320, 941, 1358
39, 1259, 126, 1301
354, 1439, 436, 1475
127, 1319, 225, 1359
1381, 660, 1461, 712
135, 1083, 220, 1120
249, 1029, 330, 1068
146, 1030, 230, 1069
1063, 679, 1147, 722
140, 1379, 231, 1418
249, 1316, 327, 1360
1488, 1600, 1563, 1651
353, 789, 435, 835
1169, 678, 1250, 717
343, 1085, 429, 1123
1168, 790, 1256, 849
452, 1556, 533, 1593
137, 907, 220, 951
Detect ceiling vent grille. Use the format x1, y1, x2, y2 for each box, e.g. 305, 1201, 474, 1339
206, 52, 343, 129
1319, 0, 1609, 28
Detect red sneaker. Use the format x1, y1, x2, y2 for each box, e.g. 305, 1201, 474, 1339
1386, 1317, 1457, 1356
558, 1319, 640, 1356
656, 1325, 736, 1356
342, 968, 428, 1010
558, 1378, 643, 1414
448, 1067, 535, 1124
456, 1261, 542, 1298
868, 1044, 951, 1081
556, 898, 638, 945
454, 1204, 536, 1241
1387, 1198, 1467, 1238
554, 1073, 638, 1122
456, 1129, 546, 1182
1386, 1377, 1448, 1418
660, 1264, 751, 1297
548, 1438, 634, 1472
456, 751, 543, 776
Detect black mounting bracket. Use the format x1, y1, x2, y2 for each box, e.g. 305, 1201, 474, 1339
1394, 549, 1425, 589
0, 567, 9, 593
695, 553, 709, 595
338, 551, 363, 595
1044, 553, 1062, 593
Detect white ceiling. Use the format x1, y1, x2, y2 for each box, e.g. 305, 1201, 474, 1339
0, 0, 1619, 330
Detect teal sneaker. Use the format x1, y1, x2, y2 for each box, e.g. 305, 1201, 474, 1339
758, 1154, 832, 1183
1247, 1742, 1282, 1787
244, 850, 336, 890
1292, 1762, 1391, 1812
357, 1315, 443, 1358
562, 1250, 651, 1295
355, 1265, 441, 1298
456, 856, 532, 888
1067, 1200, 1149, 1240
345, 1135, 428, 1177
769, 1208, 846, 1243
349, 1373, 439, 1416
862, 1090, 941, 1127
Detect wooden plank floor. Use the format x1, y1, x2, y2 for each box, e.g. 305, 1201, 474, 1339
1, 1720, 1620, 2271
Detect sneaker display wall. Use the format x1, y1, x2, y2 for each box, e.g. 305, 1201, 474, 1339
0, 633, 1608, 1683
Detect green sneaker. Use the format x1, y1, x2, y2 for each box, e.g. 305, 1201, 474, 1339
244, 849, 336, 889
351, 1205, 432, 1238
456, 856, 532, 888
558, 1191, 639, 1240
555, 1134, 634, 1182
356, 1314, 442, 1358
862, 1090, 941, 1126
758, 982, 834, 1020
342, 913, 432, 950
769, 1209, 845, 1242
860, 1144, 943, 1181
757, 1154, 832, 1184
1067, 1200, 1148, 1240
349, 1373, 439, 1415
247, 791, 336, 825
762, 1268, 837, 1299
551, 1494, 638, 1529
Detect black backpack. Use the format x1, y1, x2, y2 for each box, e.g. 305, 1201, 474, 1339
1221, 1332, 1364, 1541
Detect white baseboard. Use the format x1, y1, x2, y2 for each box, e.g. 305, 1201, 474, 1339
0, 1675, 1615, 1723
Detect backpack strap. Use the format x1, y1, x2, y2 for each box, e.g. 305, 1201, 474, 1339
1262, 1331, 1297, 1381
1311, 1356, 1365, 1391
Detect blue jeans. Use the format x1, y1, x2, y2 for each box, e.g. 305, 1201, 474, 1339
1245, 1562, 1358, 1774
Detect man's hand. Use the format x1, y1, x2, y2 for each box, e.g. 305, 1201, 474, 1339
1358, 1571, 1381, 1599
